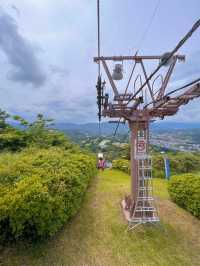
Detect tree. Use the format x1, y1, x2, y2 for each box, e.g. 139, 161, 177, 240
12, 115, 29, 127
0, 109, 10, 130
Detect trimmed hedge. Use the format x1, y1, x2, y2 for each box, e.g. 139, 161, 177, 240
153, 153, 200, 179
112, 159, 130, 174
168, 173, 200, 219
113, 153, 200, 178
0, 148, 97, 242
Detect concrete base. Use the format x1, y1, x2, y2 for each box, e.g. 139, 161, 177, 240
121, 199, 160, 224
121, 199, 132, 223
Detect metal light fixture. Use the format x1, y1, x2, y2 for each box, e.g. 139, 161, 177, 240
112, 63, 123, 80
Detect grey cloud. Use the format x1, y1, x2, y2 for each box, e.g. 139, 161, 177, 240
49, 65, 69, 77
11, 5, 20, 17
47, 96, 96, 112
0, 8, 46, 87
42, 94, 97, 123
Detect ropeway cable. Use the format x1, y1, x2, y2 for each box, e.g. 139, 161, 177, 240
125, 18, 200, 106
144, 77, 200, 109
97, 0, 102, 135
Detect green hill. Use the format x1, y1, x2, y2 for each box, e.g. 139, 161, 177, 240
1, 170, 200, 266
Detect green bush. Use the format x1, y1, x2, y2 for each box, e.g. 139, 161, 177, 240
168, 173, 200, 218
113, 152, 200, 179
112, 159, 130, 174
152, 155, 165, 178
152, 152, 200, 178
0, 129, 28, 152
0, 111, 76, 152
0, 148, 97, 242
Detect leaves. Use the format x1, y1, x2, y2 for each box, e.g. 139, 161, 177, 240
112, 159, 130, 174
168, 173, 200, 218
0, 147, 97, 242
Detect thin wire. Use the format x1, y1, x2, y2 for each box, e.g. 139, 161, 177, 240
114, 0, 161, 136
144, 77, 200, 109
97, 0, 101, 136
113, 0, 161, 136
137, 0, 161, 51
166, 78, 200, 97
97, 0, 101, 76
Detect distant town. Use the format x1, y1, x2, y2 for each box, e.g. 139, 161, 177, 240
66, 127, 200, 153
150, 130, 200, 152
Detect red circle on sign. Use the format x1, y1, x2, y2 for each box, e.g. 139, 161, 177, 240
138, 140, 145, 152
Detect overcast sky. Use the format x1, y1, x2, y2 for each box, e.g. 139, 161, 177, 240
0, 0, 199, 124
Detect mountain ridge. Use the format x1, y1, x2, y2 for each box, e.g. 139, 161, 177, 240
54, 121, 200, 136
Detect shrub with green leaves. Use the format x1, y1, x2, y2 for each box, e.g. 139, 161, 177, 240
113, 152, 200, 180
168, 173, 200, 219
0, 129, 28, 152
152, 155, 165, 178
0, 148, 97, 242
112, 159, 130, 174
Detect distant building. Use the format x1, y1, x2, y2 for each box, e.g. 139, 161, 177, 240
98, 139, 110, 149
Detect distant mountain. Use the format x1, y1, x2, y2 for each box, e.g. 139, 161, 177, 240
151, 122, 200, 131
54, 121, 200, 136
54, 122, 129, 136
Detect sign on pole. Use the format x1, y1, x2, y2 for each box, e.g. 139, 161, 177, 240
135, 137, 147, 159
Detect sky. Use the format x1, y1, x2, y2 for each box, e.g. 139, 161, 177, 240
0, 0, 199, 124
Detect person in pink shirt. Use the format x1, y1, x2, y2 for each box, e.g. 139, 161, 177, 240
98, 157, 105, 170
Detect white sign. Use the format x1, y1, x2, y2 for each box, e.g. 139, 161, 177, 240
135, 137, 147, 159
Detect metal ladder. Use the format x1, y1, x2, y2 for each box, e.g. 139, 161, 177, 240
130, 157, 159, 224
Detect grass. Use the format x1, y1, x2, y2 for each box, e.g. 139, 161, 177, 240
0, 170, 200, 266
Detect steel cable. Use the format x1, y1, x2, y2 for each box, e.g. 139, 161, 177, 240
113, 1, 161, 136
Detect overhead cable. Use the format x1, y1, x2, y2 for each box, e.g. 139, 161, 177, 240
113, 1, 161, 136
126, 18, 200, 106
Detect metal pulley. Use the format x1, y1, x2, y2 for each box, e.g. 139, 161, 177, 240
112, 63, 123, 80
159, 52, 174, 66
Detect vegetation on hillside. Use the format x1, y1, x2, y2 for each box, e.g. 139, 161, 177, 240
112, 158, 131, 174
1, 170, 200, 266
112, 151, 200, 178
0, 148, 96, 242
0, 110, 97, 243
153, 152, 200, 178
168, 173, 200, 218
0, 109, 77, 152
112, 150, 200, 221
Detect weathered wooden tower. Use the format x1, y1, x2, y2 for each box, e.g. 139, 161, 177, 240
94, 53, 200, 228
94, 1, 200, 228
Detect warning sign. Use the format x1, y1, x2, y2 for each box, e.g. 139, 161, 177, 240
137, 139, 146, 152
135, 137, 147, 159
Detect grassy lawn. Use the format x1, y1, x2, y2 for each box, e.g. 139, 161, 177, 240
0, 170, 200, 266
